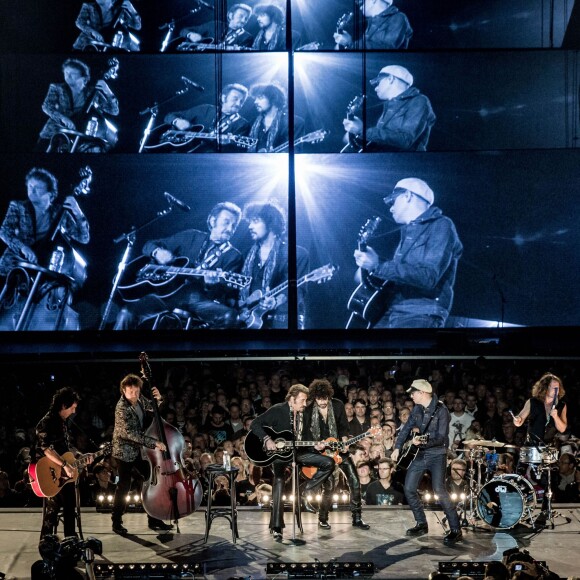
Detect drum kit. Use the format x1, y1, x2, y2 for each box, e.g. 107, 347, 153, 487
456, 439, 561, 531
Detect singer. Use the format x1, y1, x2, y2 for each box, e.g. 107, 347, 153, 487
351, 178, 462, 329
248, 384, 334, 542
162, 83, 250, 152
114, 201, 244, 330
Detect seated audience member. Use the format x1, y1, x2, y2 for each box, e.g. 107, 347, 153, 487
365, 458, 405, 505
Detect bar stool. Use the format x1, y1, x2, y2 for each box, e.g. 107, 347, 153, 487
204, 464, 240, 543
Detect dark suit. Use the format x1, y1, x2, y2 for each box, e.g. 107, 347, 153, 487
250, 400, 334, 529
303, 399, 367, 520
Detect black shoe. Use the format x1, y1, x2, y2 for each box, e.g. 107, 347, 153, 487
318, 520, 331, 530
302, 499, 317, 513
112, 523, 128, 535
272, 527, 283, 540
406, 523, 428, 537
443, 529, 463, 545
148, 520, 173, 531
352, 517, 371, 530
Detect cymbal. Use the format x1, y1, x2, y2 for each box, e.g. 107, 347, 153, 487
463, 439, 505, 448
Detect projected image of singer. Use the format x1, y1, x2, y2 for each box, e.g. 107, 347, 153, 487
73, 0, 142, 52
37, 58, 119, 153
343, 65, 436, 152
114, 201, 244, 330
161, 83, 251, 153
251, 4, 286, 51
179, 3, 254, 51
350, 178, 462, 329
333, 0, 412, 50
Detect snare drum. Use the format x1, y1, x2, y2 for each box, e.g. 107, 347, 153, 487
520, 446, 558, 464
476, 474, 536, 529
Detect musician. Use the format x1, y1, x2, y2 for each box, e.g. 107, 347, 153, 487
114, 201, 243, 329
365, 457, 405, 505
73, 0, 142, 52
303, 379, 371, 529
111, 374, 173, 535
249, 384, 335, 540
238, 201, 309, 329
343, 65, 436, 152
35, 387, 93, 539
181, 3, 254, 49
252, 4, 286, 51
164, 84, 250, 153
333, 0, 412, 50
37, 58, 119, 153
247, 83, 304, 153
391, 379, 462, 545
353, 178, 463, 328
0, 168, 90, 308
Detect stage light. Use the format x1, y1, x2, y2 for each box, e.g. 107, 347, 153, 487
333, 494, 339, 501
460, 493, 466, 500
107, 494, 113, 502
266, 561, 375, 578
94, 562, 202, 578
306, 494, 313, 501
315, 494, 322, 502
289, 494, 295, 502
282, 494, 287, 501
125, 495, 131, 502
425, 493, 432, 501
98, 494, 105, 502
342, 493, 349, 502
133, 494, 140, 502
262, 494, 269, 502
451, 493, 458, 501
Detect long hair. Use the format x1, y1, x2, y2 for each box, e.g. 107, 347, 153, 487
531, 373, 565, 400
254, 4, 285, 25
243, 201, 286, 237
49, 387, 79, 413
308, 379, 334, 401
250, 82, 287, 110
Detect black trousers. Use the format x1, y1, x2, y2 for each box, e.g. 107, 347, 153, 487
271, 451, 334, 530
338, 453, 363, 517
41, 482, 76, 538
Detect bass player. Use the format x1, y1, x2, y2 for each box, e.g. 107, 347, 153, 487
352, 177, 462, 329
249, 384, 334, 541
391, 379, 462, 545
114, 201, 243, 329
303, 379, 373, 530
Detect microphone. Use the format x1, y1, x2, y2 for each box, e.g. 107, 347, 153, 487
197, 0, 215, 9
181, 76, 205, 92
547, 386, 559, 425
164, 192, 191, 212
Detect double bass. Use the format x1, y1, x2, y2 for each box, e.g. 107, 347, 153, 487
140, 353, 202, 528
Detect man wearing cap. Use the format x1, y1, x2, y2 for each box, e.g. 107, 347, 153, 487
391, 379, 462, 545
353, 177, 462, 328
333, 0, 412, 50
343, 65, 436, 152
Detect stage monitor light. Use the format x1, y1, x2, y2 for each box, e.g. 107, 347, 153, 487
266, 561, 375, 578
94, 562, 202, 578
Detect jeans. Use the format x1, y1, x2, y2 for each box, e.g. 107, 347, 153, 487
404, 451, 460, 530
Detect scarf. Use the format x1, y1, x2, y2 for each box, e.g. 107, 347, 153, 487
309, 400, 338, 441
239, 238, 280, 302
248, 110, 283, 152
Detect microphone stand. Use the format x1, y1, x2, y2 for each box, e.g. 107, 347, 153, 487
99, 205, 175, 330
138, 87, 191, 153
158, 7, 203, 52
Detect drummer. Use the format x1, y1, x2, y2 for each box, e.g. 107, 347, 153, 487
512, 373, 568, 444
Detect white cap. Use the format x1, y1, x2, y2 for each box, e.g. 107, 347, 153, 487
375, 65, 413, 87
406, 379, 433, 394
394, 178, 434, 206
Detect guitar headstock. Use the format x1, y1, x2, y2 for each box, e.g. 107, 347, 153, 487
306, 264, 337, 284
223, 273, 252, 288
234, 136, 258, 149
301, 130, 328, 145
337, 11, 354, 29
368, 426, 382, 438
139, 352, 152, 382
105, 58, 120, 80
347, 94, 364, 116
358, 216, 382, 244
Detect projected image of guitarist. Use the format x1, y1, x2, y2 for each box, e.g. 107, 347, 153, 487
391, 379, 462, 545
238, 201, 309, 329
351, 177, 462, 329
33, 387, 94, 539
303, 379, 378, 530
114, 201, 245, 329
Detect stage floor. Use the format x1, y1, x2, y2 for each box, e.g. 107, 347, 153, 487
1, 506, 579, 579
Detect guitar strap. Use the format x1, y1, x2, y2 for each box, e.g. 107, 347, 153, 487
199, 241, 232, 269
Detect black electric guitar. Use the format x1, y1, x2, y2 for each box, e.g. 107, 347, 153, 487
245, 427, 333, 466
144, 124, 257, 152
346, 217, 394, 329
270, 129, 328, 153
117, 255, 251, 302
396, 434, 430, 471
334, 12, 354, 50
238, 264, 336, 329
340, 94, 365, 153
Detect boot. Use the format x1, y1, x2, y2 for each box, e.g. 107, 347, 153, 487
352, 512, 370, 530
112, 516, 128, 536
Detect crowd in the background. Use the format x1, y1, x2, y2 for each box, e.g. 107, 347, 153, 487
0, 357, 578, 510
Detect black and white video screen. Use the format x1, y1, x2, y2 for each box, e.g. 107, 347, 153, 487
0, 154, 288, 331
297, 151, 580, 329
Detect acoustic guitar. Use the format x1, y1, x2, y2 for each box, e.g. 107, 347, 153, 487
28, 443, 112, 498
396, 434, 430, 471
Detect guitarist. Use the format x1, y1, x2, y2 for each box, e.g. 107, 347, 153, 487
163, 84, 250, 153
239, 201, 309, 329
247, 82, 305, 153
391, 379, 462, 545
303, 379, 371, 530
353, 178, 462, 329
249, 384, 334, 541
34, 387, 94, 539
114, 202, 243, 329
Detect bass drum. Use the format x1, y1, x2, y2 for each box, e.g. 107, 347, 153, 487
477, 474, 536, 529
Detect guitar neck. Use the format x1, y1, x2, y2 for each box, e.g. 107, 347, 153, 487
263, 273, 311, 301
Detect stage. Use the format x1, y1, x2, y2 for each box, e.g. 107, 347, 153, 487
1, 506, 579, 579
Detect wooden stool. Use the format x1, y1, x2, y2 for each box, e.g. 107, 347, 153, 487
204, 464, 240, 543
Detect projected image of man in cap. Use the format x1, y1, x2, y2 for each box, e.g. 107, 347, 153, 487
342, 65, 436, 152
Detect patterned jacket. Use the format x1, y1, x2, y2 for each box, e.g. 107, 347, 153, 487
0, 200, 90, 276
112, 395, 162, 462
